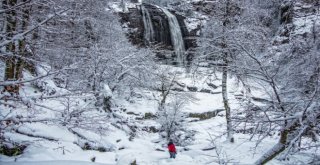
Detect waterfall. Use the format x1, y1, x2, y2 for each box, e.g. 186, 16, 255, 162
162, 8, 185, 65
141, 5, 155, 45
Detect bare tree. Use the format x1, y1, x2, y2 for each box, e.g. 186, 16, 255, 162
225, 1, 320, 164
153, 67, 195, 145
1, 0, 156, 154
196, 0, 246, 143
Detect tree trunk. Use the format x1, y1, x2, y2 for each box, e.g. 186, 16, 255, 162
254, 130, 288, 165
16, 0, 30, 80
4, 0, 18, 80
3, 0, 30, 94
4, 0, 18, 93
222, 56, 234, 143
255, 119, 305, 164
221, 0, 234, 143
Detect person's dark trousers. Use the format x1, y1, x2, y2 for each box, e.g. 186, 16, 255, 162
169, 152, 176, 159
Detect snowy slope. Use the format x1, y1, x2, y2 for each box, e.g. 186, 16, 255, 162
1, 65, 280, 165
5, 161, 111, 165
1, 72, 311, 165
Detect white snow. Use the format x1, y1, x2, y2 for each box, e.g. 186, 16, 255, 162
184, 18, 202, 32
103, 84, 113, 98
17, 123, 77, 142
0, 66, 311, 165
109, 3, 125, 13
4, 161, 111, 165
108, 2, 139, 13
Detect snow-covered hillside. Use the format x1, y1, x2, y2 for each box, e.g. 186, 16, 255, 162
0, 65, 311, 165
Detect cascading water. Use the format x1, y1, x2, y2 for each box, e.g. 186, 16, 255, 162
162, 8, 185, 65
141, 5, 155, 45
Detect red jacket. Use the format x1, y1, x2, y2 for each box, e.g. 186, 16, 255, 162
168, 143, 176, 152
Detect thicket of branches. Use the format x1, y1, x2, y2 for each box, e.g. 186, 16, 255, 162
0, 0, 155, 152
0, 0, 319, 164
197, 0, 319, 164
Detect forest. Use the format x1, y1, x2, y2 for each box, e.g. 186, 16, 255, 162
0, 0, 319, 164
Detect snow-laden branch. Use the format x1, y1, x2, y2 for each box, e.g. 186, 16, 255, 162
0, 117, 57, 123
0, 100, 17, 108
0, 70, 60, 86
254, 142, 286, 165
0, 0, 31, 14
0, 9, 69, 48
264, 113, 302, 122
0, 53, 41, 64
0, 64, 78, 86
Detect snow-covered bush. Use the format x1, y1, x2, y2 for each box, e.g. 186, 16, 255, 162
157, 96, 194, 146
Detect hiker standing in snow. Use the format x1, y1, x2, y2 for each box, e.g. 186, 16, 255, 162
167, 140, 177, 159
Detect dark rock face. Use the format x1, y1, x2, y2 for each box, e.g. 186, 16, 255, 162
119, 5, 171, 49
118, 4, 199, 61
144, 4, 172, 47
189, 109, 224, 120
280, 1, 293, 24
175, 13, 198, 51
119, 9, 144, 46
192, 0, 216, 15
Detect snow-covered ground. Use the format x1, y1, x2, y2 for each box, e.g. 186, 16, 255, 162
0, 65, 270, 165
0, 66, 312, 165
4, 161, 111, 165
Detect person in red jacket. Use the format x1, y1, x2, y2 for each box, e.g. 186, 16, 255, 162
167, 140, 177, 159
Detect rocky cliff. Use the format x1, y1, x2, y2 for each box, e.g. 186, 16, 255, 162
118, 3, 200, 61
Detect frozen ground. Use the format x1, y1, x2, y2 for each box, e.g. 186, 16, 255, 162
4, 161, 111, 165
0, 66, 311, 165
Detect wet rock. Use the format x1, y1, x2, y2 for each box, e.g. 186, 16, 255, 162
207, 83, 218, 89
118, 3, 200, 62
189, 109, 224, 120
199, 88, 212, 94
187, 86, 198, 92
